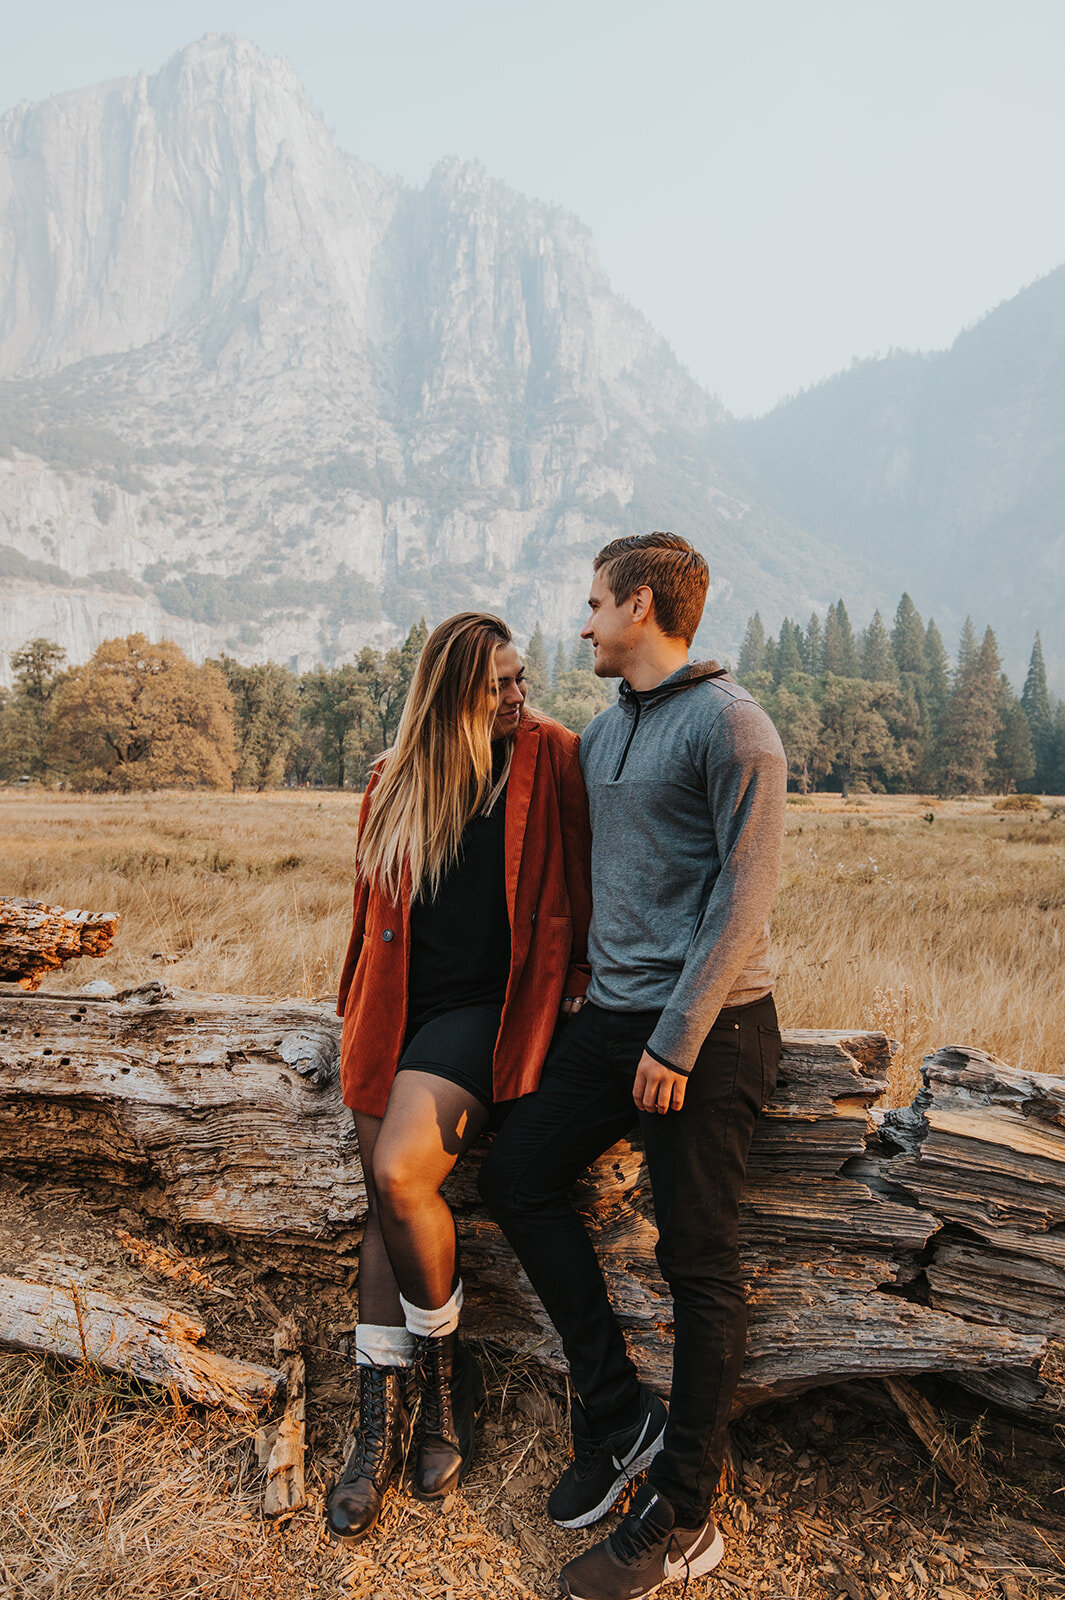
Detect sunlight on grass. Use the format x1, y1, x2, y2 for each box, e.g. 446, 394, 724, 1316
3, 787, 1063, 1100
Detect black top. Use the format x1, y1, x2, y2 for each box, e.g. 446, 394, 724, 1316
407, 742, 511, 1025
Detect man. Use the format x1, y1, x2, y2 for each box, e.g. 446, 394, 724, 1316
478, 532, 786, 1600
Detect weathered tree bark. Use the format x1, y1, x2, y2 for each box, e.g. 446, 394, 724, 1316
0, 1271, 282, 1413
0, 897, 118, 990
0, 986, 1057, 1413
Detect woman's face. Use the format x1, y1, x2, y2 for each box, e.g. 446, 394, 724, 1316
489, 642, 527, 739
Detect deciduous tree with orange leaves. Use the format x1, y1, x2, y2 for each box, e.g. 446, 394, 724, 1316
49, 634, 235, 791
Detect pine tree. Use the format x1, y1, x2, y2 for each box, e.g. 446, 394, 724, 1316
737, 613, 766, 678
860, 611, 898, 682
1048, 701, 1065, 794
1020, 633, 1054, 790
762, 634, 778, 680
775, 619, 804, 681
803, 613, 823, 676
935, 622, 1001, 794
892, 594, 927, 676
822, 605, 845, 676
835, 601, 860, 677
990, 677, 1036, 794
552, 640, 570, 685
524, 622, 549, 702
572, 635, 595, 672
923, 618, 951, 727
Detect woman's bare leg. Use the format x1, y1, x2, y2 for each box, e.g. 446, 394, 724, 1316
371, 1071, 490, 1311
352, 1111, 405, 1326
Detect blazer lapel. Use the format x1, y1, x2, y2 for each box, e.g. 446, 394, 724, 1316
504, 717, 539, 930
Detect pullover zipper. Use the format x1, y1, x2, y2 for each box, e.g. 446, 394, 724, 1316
613, 697, 641, 780
611, 667, 728, 782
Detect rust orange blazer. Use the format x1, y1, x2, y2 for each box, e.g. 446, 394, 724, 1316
336, 710, 593, 1117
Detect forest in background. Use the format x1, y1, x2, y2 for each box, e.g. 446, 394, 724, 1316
0, 594, 1062, 796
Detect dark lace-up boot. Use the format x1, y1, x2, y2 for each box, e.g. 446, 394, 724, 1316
324, 1365, 411, 1543
411, 1333, 485, 1500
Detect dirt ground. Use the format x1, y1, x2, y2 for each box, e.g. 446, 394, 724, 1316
1, 1174, 1062, 1600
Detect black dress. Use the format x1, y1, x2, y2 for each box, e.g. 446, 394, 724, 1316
396, 743, 510, 1107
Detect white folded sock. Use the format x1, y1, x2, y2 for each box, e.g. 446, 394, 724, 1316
400, 1280, 464, 1339
355, 1322, 416, 1368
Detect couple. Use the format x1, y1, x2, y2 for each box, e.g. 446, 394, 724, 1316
326, 532, 787, 1600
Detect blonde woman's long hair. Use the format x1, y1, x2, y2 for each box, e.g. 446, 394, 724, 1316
357, 612, 516, 902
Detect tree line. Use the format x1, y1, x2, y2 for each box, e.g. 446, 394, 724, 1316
0, 623, 612, 792
1, 598, 1061, 795
735, 597, 1065, 797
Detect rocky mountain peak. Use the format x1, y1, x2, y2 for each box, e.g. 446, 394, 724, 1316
0, 40, 872, 683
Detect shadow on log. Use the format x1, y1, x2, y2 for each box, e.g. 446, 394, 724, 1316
0, 897, 118, 990
0, 985, 1057, 1415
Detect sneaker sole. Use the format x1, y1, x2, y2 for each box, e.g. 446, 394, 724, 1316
561, 1527, 725, 1600
551, 1419, 667, 1530
665, 1524, 725, 1581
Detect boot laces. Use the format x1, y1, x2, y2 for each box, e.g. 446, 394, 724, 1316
347, 1365, 393, 1480
412, 1334, 450, 1435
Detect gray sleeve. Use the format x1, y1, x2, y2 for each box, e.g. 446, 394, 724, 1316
646, 698, 786, 1074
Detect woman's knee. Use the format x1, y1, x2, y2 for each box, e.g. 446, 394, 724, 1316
372, 1144, 433, 1220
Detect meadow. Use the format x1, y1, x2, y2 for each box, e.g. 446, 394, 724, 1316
3, 785, 1063, 1100
3, 785, 1064, 1599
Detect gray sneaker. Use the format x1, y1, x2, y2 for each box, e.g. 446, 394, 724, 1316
559, 1481, 724, 1600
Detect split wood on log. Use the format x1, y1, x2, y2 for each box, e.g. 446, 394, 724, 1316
262, 1314, 307, 1516
0, 1271, 282, 1414
0, 986, 1056, 1413
0, 898, 118, 991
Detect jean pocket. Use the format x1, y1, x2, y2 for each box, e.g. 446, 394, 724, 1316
757, 1025, 782, 1108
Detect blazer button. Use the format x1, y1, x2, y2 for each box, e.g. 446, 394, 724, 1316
382, 929, 394, 943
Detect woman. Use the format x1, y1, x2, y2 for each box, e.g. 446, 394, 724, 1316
325, 612, 592, 1544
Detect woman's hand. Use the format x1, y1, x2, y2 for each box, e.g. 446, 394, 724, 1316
560, 996, 586, 1016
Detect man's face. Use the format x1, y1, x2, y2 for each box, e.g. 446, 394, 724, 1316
580, 568, 634, 679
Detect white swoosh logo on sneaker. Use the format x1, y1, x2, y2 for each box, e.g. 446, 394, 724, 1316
611, 1414, 652, 1474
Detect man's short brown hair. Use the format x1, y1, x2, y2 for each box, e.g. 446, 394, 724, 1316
594, 532, 709, 645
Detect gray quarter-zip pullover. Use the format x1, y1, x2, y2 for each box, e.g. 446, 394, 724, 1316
579, 660, 786, 1073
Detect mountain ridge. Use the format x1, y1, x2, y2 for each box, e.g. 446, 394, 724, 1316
3, 35, 1053, 690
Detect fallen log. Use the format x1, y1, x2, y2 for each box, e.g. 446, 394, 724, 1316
0, 1271, 282, 1413
0, 897, 118, 990
0, 986, 1054, 1413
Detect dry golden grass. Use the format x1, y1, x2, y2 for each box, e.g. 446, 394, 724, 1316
1, 789, 360, 1002
4, 785, 1065, 1596
2, 785, 1063, 1100
774, 792, 1065, 1100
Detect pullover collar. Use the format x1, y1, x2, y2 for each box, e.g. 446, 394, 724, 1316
618, 658, 727, 712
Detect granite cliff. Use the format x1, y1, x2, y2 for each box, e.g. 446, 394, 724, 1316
0, 35, 869, 680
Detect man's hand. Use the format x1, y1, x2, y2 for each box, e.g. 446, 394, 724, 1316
560, 996, 586, 1016
632, 1051, 688, 1114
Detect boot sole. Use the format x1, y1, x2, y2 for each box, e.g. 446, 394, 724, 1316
324, 1520, 379, 1545
551, 1421, 667, 1530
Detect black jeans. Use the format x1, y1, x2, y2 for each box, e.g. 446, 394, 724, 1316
478, 995, 780, 1525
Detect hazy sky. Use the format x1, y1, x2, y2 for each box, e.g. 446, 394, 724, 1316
5, 0, 1065, 416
